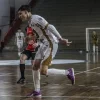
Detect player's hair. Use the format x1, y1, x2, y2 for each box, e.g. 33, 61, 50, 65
18, 5, 31, 12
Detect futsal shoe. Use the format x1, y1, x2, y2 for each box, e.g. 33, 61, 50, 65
67, 68, 75, 85
17, 77, 26, 84
27, 90, 42, 98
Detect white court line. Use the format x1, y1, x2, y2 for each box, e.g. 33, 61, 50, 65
75, 66, 100, 75
85, 72, 100, 74
0, 95, 100, 99
0, 59, 85, 65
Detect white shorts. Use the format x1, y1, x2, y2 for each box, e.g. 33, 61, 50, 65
35, 42, 58, 66
52, 42, 58, 59
17, 42, 23, 49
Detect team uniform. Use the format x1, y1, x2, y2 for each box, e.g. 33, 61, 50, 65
27, 15, 75, 97
29, 15, 58, 66
21, 27, 37, 60
21, 40, 37, 60
26, 27, 33, 35
17, 28, 38, 84
92, 32, 98, 53
92, 33, 98, 46
16, 32, 24, 49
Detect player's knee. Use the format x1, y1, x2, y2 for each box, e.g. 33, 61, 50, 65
40, 67, 47, 75
40, 70, 47, 75
33, 63, 40, 70
20, 57, 26, 64
33, 60, 41, 70
33, 66, 40, 70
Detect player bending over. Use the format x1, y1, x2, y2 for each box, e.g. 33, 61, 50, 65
18, 5, 75, 97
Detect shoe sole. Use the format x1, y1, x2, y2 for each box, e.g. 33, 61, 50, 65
27, 94, 42, 98
35, 95, 42, 98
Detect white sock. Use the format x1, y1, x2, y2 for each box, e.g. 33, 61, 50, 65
47, 68, 69, 76
32, 70, 40, 92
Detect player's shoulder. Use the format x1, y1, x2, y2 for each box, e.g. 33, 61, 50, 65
32, 14, 42, 18
31, 14, 45, 21
21, 32, 24, 35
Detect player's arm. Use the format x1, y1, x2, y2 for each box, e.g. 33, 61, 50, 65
34, 15, 72, 46
34, 16, 62, 39
32, 42, 39, 48
47, 24, 72, 46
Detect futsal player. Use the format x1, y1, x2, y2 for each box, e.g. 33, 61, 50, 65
18, 5, 75, 97
17, 28, 38, 84
15, 28, 25, 56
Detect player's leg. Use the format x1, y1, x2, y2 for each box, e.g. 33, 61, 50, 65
41, 42, 75, 85
18, 42, 23, 56
17, 42, 21, 56
17, 50, 30, 84
17, 42, 20, 52
27, 59, 42, 97
27, 46, 43, 97
40, 52, 52, 76
47, 68, 75, 85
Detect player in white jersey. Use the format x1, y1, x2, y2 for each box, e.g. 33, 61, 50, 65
18, 5, 75, 97
92, 31, 99, 53
15, 28, 25, 56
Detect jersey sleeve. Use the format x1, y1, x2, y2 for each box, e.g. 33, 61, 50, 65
31, 15, 48, 29
47, 24, 62, 39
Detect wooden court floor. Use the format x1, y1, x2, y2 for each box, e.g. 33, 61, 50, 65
0, 51, 100, 100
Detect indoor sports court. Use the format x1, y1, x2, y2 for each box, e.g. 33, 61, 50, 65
0, 0, 100, 100
0, 52, 100, 100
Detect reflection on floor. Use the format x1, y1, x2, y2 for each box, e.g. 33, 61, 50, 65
0, 59, 85, 65
0, 51, 100, 100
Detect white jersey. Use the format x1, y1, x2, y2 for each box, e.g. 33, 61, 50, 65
16, 32, 24, 42
29, 15, 59, 44
29, 15, 60, 62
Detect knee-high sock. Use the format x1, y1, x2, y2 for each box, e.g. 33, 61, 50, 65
47, 68, 69, 76
20, 64, 25, 78
32, 70, 40, 92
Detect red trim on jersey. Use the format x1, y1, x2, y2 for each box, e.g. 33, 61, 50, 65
27, 27, 34, 35
25, 27, 37, 51
26, 40, 36, 51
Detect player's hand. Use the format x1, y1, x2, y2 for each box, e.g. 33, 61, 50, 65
59, 38, 72, 46
33, 43, 38, 48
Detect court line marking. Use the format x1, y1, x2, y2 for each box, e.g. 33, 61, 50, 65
0, 59, 85, 66
75, 66, 100, 75
83, 72, 100, 74
0, 60, 99, 98
0, 95, 100, 98
0, 66, 100, 90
